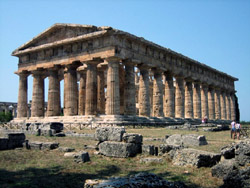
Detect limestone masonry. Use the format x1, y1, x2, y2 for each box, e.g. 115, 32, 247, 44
11, 23, 238, 127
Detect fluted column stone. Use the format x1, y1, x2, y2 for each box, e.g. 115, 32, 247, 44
17, 72, 29, 118
85, 62, 98, 115
152, 69, 163, 117
164, 72, 175, 117
230, 93, 236, 120
31, 70, 45, 117
201, 84, 209, 119
124, 63, 136, 115
138, 67, 150, 117
97, 69, 105, 114
64, 65, 78, 116
226, 93, 231, 120
214, 89, 221, 119
106, 59, 120, 115
78, 70, 86, 115
185, 80, 193, 118
175, 76, 185, 118
193, 82, 201, 119
208, 87, 215, 120
47, 68, 61, 116
220, 91, 226, 120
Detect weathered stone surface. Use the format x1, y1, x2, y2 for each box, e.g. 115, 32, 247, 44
0, 132, 26, 150
59, 147, 75, 152
29, 141, 43, 150
28, 141, 59, 150
41, 142, 59, 150
221, 145, 235, 159
122, 133, 142, 144
172, 148, 221, 168
235, 139, 250, 166
83, 145, 98, 150
140, 157, 163, 164
0, 138, 9, 150
165, 134, 183, 146
165, 134, 207, 147
142, 145, 155, 155
64, 152, 77, 157
84, 172, 187, 188
95, 127, 125, 142
221, 167, 250, 188
159, 144, 183, 155
211, 159, 238, 178
99, 141, 137, 158
74, 151, 90, 163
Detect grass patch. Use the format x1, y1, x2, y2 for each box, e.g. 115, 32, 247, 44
1, 125, 247, 188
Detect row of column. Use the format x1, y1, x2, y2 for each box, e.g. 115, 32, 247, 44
17, 61, 236, 121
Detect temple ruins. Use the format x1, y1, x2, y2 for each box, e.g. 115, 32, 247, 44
11, 23, 238, 127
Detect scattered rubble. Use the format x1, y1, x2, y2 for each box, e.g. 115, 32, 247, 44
84, 172, 187, 188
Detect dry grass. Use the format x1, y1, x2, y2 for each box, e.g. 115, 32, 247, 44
0, 125, 247, 188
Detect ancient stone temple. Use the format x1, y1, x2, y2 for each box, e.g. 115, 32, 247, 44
12, 23, 238, 127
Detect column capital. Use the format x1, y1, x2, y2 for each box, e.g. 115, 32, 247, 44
15, 70, 30, 77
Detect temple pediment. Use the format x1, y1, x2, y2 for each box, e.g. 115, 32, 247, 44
12, 23, 99, 54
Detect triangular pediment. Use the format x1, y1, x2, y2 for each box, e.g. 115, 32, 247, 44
13, 23, 99, 54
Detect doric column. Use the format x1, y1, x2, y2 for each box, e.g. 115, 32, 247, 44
31, 70, 45, 117
214, 88, 221, 119
164, 72, 175, 117
230, 93, 236, 120
201, 84, 209, 119
64, 64, 79, 116
152, 69, 163, 117
119, 65, 125, 114
138, 66, 150, 116
85, 61, 99, 115
193, 81, 201, 119
124, 63, 136, 115
97, 69, 105, 114
220, 91, 226, 120
225, 93, 231, 120
106, 59, 120, 115
47, 68, 61, 116
78, 70, 86, 115
208, 87, 215, 120
185, 79, 193, 118
175, 76, 185, 118
17, 72, 29, 118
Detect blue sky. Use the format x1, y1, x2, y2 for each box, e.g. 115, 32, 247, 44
0, 0, 250, 121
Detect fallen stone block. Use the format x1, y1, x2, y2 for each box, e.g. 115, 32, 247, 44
41, 142, 59, 150
221, 167, 250, 188
221, 145, 235, 159
7, 132, 26, 149
42, 122, 63, 133
0, 138, 9, 150
142, 144, 155, 155
29, 141, 43, 150
74, 151, 90, 163
235, 139, 250, 166
211, 159, 238, 178
59, 147, 75, 152
122, 133, 143, 144
95, 127, 126, 142
159, 144, 183, 155
99, 141, 137, 158
40, 128, 56, 137
166, 134, 207, 147
140, 157, 163, 164
172, 148, 221, 168
64, 152, 77, 157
